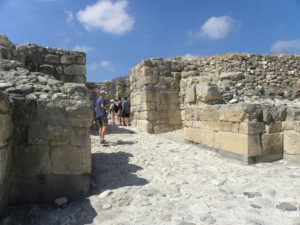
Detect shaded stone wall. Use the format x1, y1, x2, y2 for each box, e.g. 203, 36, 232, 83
0, 93, 12, 213
0, 35, 93, 215
130, 55, 300, 162
86, 77, 130, 100
0, 34, 86, 83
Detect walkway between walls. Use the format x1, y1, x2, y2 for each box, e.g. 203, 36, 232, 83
1, 125, 300, 225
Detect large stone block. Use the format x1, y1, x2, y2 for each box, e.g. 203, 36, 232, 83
0, 92, 10, 113
44, 54, 60, 64
70, 128, 90, 147
11, 145, 51, 176
214, 131, 262, 157
61, 55, 76, 65
265, 122, 282, 133
196, 82, 221, 103
238, 122, 265, 135
284, 130, 300, 155
0, 114, 12, 147
185, 105, 220, 121
184, 127, 215, 147
66, 102, 93, 128
262, 133, 283, 155
219, 104, 263, 122
51, 146, 91, 175
0, 149, 8, 185
185, 85, 196, 103
64, 65, 86, 76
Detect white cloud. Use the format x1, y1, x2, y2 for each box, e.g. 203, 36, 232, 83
77, 0, 134, 35
64, 9, 74, 23
271, 39, 300, 53
199, 16, 234, 40
88, 60, 115, 71
73, 45, 93, 52
182, 53, 197, 59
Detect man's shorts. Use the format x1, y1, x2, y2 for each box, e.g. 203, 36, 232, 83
122, 112, 130, 118
97, 114, 108, 127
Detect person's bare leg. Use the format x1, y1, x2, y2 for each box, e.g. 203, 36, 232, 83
101, 124, 107, 142
99, 126, 103, 143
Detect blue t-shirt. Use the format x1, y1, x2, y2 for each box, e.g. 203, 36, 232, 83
122, 100, 130, 114
96, 97, 107, 118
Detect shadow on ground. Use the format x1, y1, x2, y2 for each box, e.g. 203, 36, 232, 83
91, 124, 137, 136
90, 151, 148, 195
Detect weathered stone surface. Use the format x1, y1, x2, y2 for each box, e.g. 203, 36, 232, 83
284, 130, 300, 155
219, 104, 262, 122
184, 127, 215, 147
238, 122, 264, 135
45, 54, 60, 64
196, 82, 221, 103
64, 65, 86, 76
220, 72, 245, 81
214, 131, 262, 157
185, 85, 196, 103
61, 55, 76, 65
262, 133, 283, 155
276, 202, 297, 211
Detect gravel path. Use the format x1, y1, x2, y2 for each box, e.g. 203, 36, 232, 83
1, 125, 300, 225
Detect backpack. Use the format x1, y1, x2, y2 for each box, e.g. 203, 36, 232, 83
113, 103, 119, 113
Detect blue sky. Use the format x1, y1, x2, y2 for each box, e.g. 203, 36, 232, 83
0, 0, 300, 82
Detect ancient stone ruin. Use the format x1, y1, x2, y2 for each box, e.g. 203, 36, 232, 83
130, 55, 300, 163
0, 34, 93, 215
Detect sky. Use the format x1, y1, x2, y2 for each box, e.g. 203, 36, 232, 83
0, 0, 300, 82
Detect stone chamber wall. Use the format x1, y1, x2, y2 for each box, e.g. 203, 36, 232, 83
130, 54, 300, 163
86, 77, 130, 100
0, 35, 93, 216
0, 34, 86, 83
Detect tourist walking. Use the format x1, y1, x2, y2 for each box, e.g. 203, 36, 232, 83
96, 90, 108, 145
117, 97, 123, 125
122, 97, 131, 126
109, 99, 116, 125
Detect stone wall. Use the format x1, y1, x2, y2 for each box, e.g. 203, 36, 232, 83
130, 60, 182, 133
130, 55, 300, 162
0, 92, 12, 213
0, 34, 86, 83
0, 35, 92, 215
86, 77, 130, 100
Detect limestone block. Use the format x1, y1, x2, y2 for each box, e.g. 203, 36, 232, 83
64, 65, 86, 76
219, 104, 262, 122
66, 102, 93, 128
11, 145, 51, 176
184, 127, 215, 147
196, 82, 221, 103
265, 122, 282, 133
51, 146, 90, 175
213, 121, 234, 132
238, 122, 265, 135
140, 66, 152, 76
168, 111, 182, 125
0, 114, 12, 147
282, 121, 294, 130
185, 85, 196, 104
214, 131, 262, 157
154, 125, 173, 133
34, 100, 67, 125
70, 128, 90, 147
47, 125, 70, 145
294, 121, 300, 132
0, 149, 8, 185
284, 130, 300, 155
286, 107, 300, 121
45, 54, 60, 64
135, 120, 154, 133
185, 105, 220, 121
0, 93, 10, 113
262, 133, 283, 155
61, 55, 76, 65
181, 71, 199, 78
76, 55, 86, 65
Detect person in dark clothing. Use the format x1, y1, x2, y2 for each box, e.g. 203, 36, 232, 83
96, 90, 108, 144
122, 97, 130, 126
117, 97, 123, 125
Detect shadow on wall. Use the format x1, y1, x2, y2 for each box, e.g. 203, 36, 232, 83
90, 151, 149, 195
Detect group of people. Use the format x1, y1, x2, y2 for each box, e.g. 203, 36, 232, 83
93, 90, 131, 145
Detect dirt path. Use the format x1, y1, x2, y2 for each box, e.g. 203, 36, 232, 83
1, 125, 300, 225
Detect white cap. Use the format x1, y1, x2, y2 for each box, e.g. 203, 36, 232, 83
110, 99, 114, 103
100, 90, 107, 95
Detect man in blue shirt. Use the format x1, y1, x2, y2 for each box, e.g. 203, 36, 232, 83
96, 90, 108, 144
122, 96, 131, 126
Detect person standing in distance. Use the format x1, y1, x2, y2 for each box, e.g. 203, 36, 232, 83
96, 90, 108, 144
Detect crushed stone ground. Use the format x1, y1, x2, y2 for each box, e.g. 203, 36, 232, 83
1, 125, 300, 225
